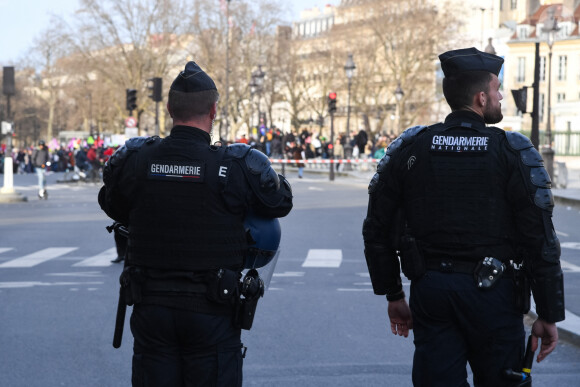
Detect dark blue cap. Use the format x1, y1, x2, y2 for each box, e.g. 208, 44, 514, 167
170, 61, 217, 93
439, 47, 503, 78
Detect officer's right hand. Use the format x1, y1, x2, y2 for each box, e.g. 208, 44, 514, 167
387, 299, 413, 338
531, 318, 558, 363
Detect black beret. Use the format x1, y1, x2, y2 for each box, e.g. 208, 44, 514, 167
170, 61, 217, 93
439, 47, 503, 78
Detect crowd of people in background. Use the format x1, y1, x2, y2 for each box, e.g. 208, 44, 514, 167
0, 125, 398, 179
0, 141, 118, 182
231, 125, 398, 167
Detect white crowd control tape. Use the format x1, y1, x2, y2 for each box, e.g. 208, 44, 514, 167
269, 158, 380, 164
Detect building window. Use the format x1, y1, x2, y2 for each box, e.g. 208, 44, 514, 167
511, 0, 517, 10
517, 57, 526, 83
558, 55, 567, 81
557, 93, 566, 102
540, 56, 546, 81
518, 26, 528, 39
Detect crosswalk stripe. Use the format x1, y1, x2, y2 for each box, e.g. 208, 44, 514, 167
561, 259, 580, 273
0, 248, 14, 254
302, 249, 342, 268
0, 247, 78, 268
73, 248, 117, 267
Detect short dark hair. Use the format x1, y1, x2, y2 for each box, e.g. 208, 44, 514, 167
442, 71, 492, 111
167, 89, 220, 121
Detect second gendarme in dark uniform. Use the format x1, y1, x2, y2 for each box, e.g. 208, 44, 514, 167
362, 47, 564, 387
98, 61, 293, 387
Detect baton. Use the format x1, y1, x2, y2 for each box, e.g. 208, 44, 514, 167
503, 335, 535, 386
112, 289, 127, 349
107, 222, 129, 349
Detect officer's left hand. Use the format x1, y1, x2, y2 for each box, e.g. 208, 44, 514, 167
387, 299, 413, 337
531, 318, 558, 363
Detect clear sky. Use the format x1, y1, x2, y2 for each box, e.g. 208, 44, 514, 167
0, 0, 339, 65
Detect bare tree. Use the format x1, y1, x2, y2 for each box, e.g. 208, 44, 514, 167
64, 0, 195, 136
334, 0, 464, 135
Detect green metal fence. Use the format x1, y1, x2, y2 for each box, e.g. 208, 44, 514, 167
519, 130, 580, 156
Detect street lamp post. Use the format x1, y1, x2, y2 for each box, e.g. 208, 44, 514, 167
250, 65, 266, 138
343, 53, 356, 169
394, 83, 404, 133
542, 7, 559, 181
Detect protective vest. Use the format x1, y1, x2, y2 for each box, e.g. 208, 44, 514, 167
126, 133, 246, 271
403, 121, 517, 261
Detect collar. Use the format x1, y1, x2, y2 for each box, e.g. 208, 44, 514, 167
169, 125, 211, 143
443, 110, 487, 131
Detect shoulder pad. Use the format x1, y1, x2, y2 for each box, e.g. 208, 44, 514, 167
376, 155, 391, 174
505, 131, 533, 151
244, 148, 280, 191
530, 167, 551, 189
125, 136, 160, 150
245, 149, 271, 174
108, 145, 128, 167
520, 147, 544, 167
399, 125, 427, 142
225, 143, 251, 159
368, 173, 380, 194
386, 125, 426, 155
534, 188, 554, 210
385, 137, 403, 155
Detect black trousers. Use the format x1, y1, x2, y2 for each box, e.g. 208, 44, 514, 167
410, 271, 525, 387
130, 304, 243, 387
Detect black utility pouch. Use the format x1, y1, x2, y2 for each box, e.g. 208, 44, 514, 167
120, 267, 143, 305
399, 235, 426, 280
235, 269, 264, 330
474, 257, 505, 289
513, 268, 531, 314
206, 269, 239, 304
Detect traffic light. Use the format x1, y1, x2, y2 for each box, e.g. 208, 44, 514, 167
126, 88, 137, 112
148, 77, 162, 102
511, 86, 528, 114
327, 92, 337, 114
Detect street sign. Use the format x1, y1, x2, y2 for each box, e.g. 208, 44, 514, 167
125, 128, 138, 138
1, 121, 12, 134
125, 117, 137, 128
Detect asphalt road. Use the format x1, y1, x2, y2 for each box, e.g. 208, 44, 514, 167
1, 172, 580, 386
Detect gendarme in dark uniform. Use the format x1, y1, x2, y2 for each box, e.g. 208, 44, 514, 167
98, 61, 293, 387
362, 47, 564, 387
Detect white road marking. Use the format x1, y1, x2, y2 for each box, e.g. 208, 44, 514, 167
556, 230, 569, 237
0, 281, 104, 289
273, 271, 305, 277
561, 242, 580, 250
73, 248, 117, 267
560, 259, 580, 273
0, 248, 14, 254
46, 271, 104, 277
302, 249, 342, 268
0, 247, 78, 268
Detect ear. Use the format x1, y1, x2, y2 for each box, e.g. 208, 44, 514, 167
210, 102, 218, 119
166, 103, 173, 118
476, 91, 486, 107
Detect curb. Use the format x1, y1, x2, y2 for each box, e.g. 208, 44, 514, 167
554, 195, 580, 209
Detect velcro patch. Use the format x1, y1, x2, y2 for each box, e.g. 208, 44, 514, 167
430, 134, 489, 153
148, 160, 205, 182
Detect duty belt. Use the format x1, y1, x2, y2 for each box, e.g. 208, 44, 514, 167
426, 258, 515, 276
426, 259, 479, 274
